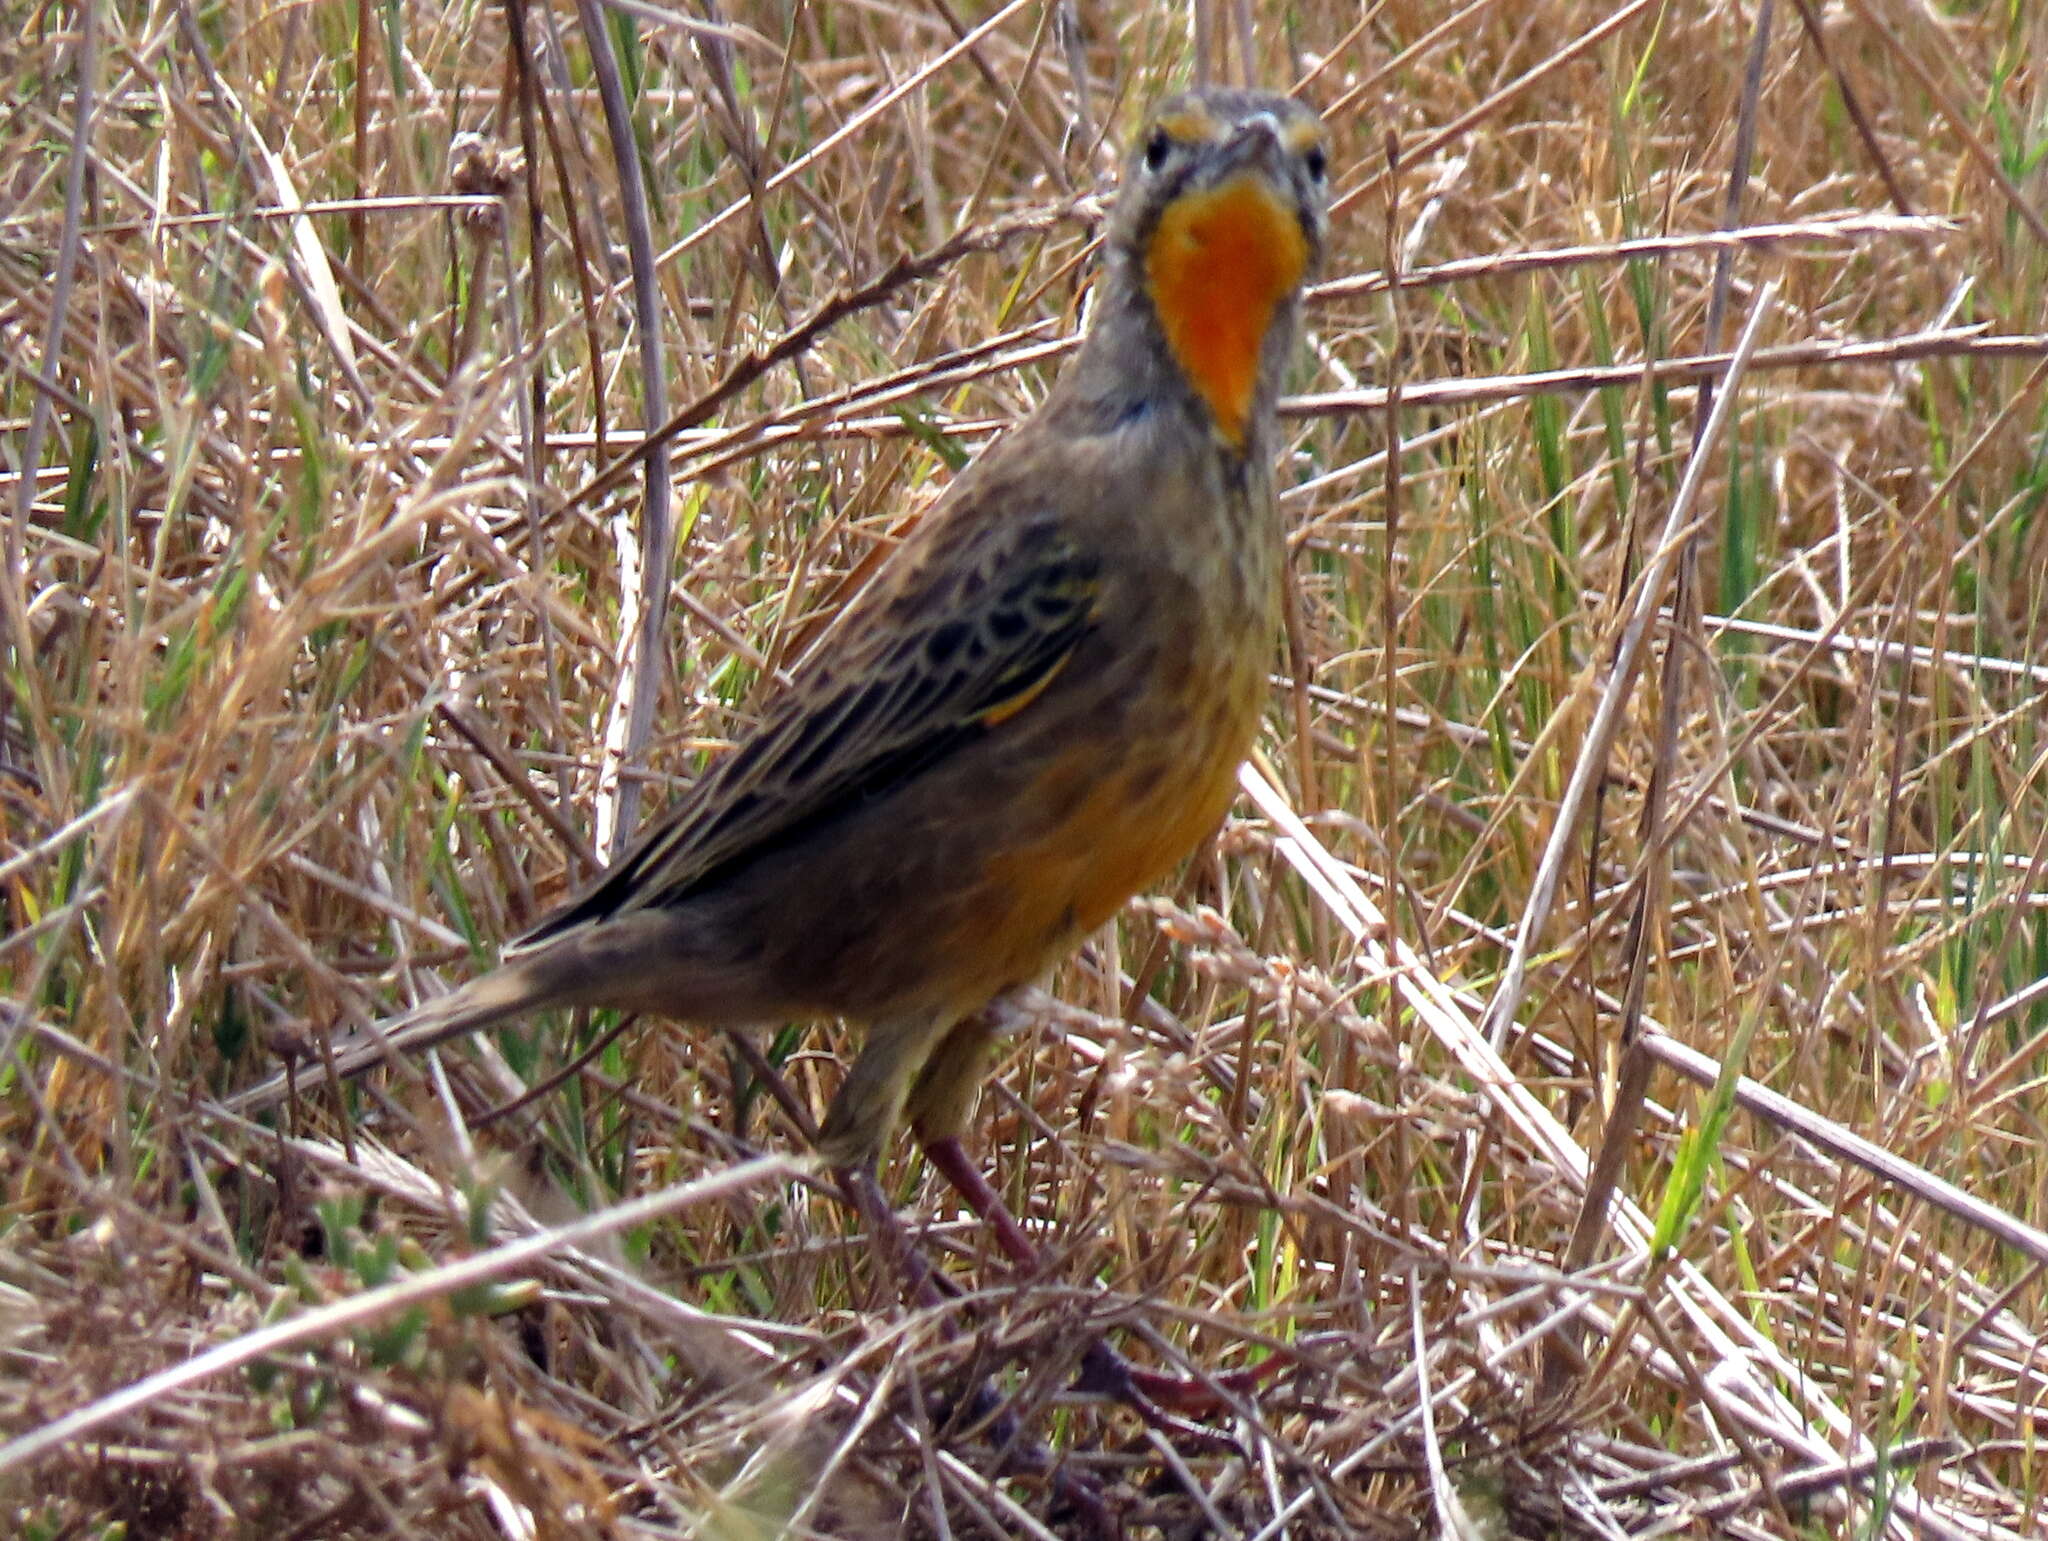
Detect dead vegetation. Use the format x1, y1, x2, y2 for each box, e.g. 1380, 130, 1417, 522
5, 0, 2048, 1536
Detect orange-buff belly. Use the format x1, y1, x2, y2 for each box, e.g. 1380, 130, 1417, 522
970, 724, 1249, 991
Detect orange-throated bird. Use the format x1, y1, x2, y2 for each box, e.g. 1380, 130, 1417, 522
240, 88, 1327, 1354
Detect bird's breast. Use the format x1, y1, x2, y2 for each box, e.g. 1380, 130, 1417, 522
963, 581, 1272, 983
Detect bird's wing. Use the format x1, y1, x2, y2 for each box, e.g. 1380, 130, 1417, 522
513, 507, 1099, 949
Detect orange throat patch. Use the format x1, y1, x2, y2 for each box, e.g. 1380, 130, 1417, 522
1144, 173, 1308, 447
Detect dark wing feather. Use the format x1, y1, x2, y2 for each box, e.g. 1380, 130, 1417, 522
513, 509, 1098, 950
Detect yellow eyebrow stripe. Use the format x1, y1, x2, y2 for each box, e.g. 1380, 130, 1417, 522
1152, 108, 1223, 145
1281, 118, 1323, 155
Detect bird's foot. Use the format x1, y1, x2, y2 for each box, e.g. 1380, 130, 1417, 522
1071, 1336, 1281, 1443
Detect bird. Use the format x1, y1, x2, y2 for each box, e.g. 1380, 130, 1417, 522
238, 87, 1327, 1308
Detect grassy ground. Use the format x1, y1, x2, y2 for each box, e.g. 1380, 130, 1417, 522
5, 0, 2048, 1535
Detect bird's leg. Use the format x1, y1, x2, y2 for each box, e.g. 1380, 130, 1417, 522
834, 1159, 1116, 1531
915, 1132, 1040, 1270
907, 1005, 1282, 1422
900, 1005, 1283, 1425
834, 1162, 949, 1310
918, 1133, 1282, 1423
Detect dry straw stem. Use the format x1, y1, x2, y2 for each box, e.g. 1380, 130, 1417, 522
0, 1154, 806, 1477
8, 0, 2048, 1536
1480, 274, 1779, 1052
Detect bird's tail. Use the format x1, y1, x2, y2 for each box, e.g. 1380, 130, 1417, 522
226, 955, 564, 1116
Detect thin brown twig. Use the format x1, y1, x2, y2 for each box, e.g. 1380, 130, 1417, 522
567, 197, 1095, 512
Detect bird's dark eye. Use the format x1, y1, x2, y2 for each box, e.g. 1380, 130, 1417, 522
1304, 145, 1328, 182
1144, 129, 1173, 172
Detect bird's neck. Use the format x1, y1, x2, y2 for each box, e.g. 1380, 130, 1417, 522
1068, 240, 1302, 454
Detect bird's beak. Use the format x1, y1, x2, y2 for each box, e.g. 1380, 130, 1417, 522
1222, 112, 1287, 176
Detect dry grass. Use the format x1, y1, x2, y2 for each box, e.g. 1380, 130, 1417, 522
5, 0, 2048, 1536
